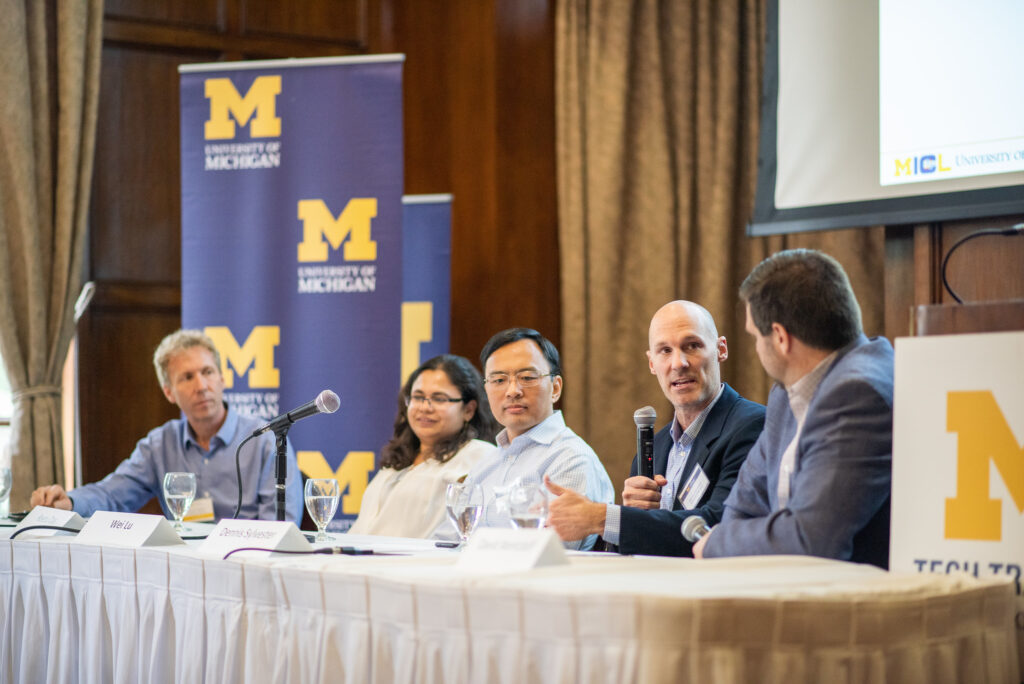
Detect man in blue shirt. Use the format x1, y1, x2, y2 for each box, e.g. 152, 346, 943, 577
30, 329, 302, 522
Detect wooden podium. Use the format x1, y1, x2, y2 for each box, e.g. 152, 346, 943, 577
912, 299, 1024, 336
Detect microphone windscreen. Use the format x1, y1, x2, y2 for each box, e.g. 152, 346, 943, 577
316, 390, 341, 414
633, 405, 657, 428
681, 515, 708, 543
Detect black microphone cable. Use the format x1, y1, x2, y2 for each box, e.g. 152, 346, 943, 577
233, 432, 259, 519
222, 546, 382, 560
940, 222, 1024, 304
10, 525, 82, 539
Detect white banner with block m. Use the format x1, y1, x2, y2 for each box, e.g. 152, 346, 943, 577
892, 330, 1024, 672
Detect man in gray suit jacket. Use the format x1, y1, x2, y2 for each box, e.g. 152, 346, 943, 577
695, 249, 893, 568
544, 300, 764, 556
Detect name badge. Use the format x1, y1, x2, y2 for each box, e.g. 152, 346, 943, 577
455, 528, 568, 573
198, 519, 310, 559
678, 463, 710, 510
75, 511, 184, 547
184, 496, 215, 522
13, 506, 86, 538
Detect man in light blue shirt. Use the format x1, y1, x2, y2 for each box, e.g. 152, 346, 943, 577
30, 329, 302, 522
463, 328, 614, 550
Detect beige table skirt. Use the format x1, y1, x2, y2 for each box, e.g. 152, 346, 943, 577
0, 538, 1018, 684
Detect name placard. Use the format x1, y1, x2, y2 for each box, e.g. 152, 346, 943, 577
455, 528, 568, 573
75, 511, 183, 547
198, 519, 310, 559
891, 331, 1024, 673
14, 506, 86, 538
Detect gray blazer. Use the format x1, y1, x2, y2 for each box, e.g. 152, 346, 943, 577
704, 334, 893, 568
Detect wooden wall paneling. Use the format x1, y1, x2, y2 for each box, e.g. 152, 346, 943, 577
103, 0, 224, 31
387, 0, 560, 363
91, 44, 221, 282
444, 1, 505, 359
241, 0, 370, 47
934, 216, 1024, 305
884, 214, 1024, 340
76, 283, 182, 486
492, 0, 560, 344
883, 224, 915, 341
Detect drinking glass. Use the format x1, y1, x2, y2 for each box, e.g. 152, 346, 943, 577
507, 482, 548, 529
304, 478, 340, 542
0, 466, 12, 519
445, 482, 483, 542
162, 472, 196, 532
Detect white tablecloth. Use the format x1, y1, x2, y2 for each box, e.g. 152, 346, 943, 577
0, 532, 1018, 684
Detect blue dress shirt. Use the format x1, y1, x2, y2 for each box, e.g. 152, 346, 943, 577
463, 410, 615, 550
69, 405, 302, 522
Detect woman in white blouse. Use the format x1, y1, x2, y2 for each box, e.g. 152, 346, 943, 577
349, 354, 498, 537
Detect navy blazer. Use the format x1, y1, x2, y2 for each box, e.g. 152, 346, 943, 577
705, 335, 893, 568
618, 383, 765, 556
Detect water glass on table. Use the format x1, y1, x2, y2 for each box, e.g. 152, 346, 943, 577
445, 481, 483, 543
508, 482, 548, 529
0, 466, 12, 519
163, 472, 196, 532
304, 478, 340, 542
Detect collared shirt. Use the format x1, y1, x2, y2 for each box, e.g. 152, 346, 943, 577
69, 405, 303, 522
461, 410, 615, 550
603, 384, 724, 545
776, 350, 839, 508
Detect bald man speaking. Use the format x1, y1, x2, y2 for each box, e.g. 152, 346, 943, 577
546, 301, 765, 556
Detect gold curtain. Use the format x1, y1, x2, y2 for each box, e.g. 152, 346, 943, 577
0, 0, 103, 509
556, 0, 885, 487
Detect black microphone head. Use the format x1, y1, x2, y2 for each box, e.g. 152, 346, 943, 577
316, 390, 340, 414
681, 515, 707, 543
633, 405, 656, 428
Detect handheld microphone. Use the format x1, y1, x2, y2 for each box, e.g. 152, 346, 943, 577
633, 405, 656, 479
252, 389, 340, 437
681, 515, 710, 543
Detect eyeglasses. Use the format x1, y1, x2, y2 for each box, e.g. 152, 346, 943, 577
405, 394, 465, 408
484, 371, 554, 389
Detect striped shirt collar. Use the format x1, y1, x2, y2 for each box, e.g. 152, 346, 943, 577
786, 350, 839, 424
670, 383, 725, 446
496, 410, 566, 449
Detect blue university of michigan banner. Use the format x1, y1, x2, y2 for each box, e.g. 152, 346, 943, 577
179, 55, 404, 528
401, 194, 453, 382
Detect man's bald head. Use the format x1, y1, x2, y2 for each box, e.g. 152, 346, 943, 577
646, 300, 728, 428
649, 301, 719, 345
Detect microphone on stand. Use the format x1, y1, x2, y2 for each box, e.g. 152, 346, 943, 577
681, 515, 710, 543
234, 390, 341, 521
252, 390, 340, 437
633, 406, 656, 479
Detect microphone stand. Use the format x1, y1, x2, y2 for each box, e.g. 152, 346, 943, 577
273, 427, 290, 521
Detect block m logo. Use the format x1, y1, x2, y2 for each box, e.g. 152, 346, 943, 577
298, 450, 375, 515
296, 198, 377, 263
204, 76, 282, 140
945, 391, 1024, 540
204, 326, 280, 390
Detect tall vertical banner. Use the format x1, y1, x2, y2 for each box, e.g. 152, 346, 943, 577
401, 194, 453, 382
179, 56, 405, 529
891, 331, 1024, 672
